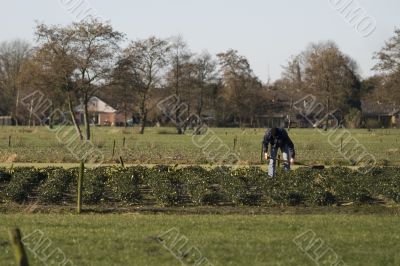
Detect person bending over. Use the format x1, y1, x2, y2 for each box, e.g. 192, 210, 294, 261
262, 127, 296, 177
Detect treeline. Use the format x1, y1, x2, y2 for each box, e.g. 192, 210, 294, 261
0, 18, 399, 138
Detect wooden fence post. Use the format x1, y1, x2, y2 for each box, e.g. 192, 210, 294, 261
77, 160, 84, 214
119, 156, 125, 168
112, 139, 116, 159
8, 228, 29, 266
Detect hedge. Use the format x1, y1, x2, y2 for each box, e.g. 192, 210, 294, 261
0, 166, 399, 206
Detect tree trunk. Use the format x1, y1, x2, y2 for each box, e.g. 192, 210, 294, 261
67, 93, 83, 141
176, 105, 184, 135
139, 110, 147, 134
325, 97, 330, 131
14, 86, 20, 125
139, 93, 147, 135
83, 97, 91, 140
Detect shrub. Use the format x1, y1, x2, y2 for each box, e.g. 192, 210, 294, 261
181, 166, 225, 205
326, 167, 374, 204
223, 167, 266, 206
106, 166, 144, 203
5, 168, 46, 203
268, 167, 334, 206
37, 168, 74, 204
0, 165, 399, 207
200, 167, 231, 205
147, 166, 186, 206
82, 167, 109, 204
366, 167, 400, 203
268, 169, 308, 206
0, 167, 11, 183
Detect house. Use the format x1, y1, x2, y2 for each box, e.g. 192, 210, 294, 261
74, 97, 126, 126
362, 100, 399, 128
0, 116, 13, 126
257, 87, 322, 128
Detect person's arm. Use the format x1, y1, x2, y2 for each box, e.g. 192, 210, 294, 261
282, 129, 296, 159
262, 130, 271, 159
288, 138, 295, 159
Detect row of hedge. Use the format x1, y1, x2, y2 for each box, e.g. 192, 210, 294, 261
0, 166, 399, 206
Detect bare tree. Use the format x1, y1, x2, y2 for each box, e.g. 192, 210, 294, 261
166, 36, 192, 134
302, 41, 361, 128
373, 28, 400, 105
0, 40, 31, 122
217, 49, 261, 127
118, 37, 169, 134
281, 55, 304, 129
35, 18, 124, 140
34, 23, 83, 139
193, 52, 217, 118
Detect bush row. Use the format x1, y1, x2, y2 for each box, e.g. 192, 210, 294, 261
0, 166, 399, 206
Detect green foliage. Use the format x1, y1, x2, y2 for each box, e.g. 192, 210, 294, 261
106, 166, 144, 203
2, 165, 400, 207
82, 167, 109, 204
37, 168, 74, 204
182, 166, 230, 205
223, 167, 266, 205
365, 167, 400, 203
4, 168, 46, 203
326, 167, 374, 203
147, 165, 187, 206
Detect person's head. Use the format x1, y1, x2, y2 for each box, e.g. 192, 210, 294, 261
271, 127, 278, 137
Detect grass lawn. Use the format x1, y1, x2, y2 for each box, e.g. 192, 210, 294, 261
0, 126, 399, 166
0, 213, 399, 265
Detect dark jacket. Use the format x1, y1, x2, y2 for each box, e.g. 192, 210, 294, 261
262, 128, 296, 158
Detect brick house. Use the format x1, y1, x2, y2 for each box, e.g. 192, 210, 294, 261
74, 97, 125, 126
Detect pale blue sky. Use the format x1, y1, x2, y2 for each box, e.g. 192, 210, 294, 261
1, 0, 399, 82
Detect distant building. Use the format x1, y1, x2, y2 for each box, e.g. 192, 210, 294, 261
362, 100, 399, 128
74, 97, 126, 126
0, 116, 13, 126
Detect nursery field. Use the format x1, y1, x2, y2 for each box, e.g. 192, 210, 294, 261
1, 126, 400, 266
0, 126, 399, 166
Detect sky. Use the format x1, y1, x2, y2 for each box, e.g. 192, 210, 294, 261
1, 0, 399, 82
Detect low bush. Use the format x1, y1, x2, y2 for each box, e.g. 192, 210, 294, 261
0, 167, 11, 183
106, 166, 144, 203
82, 167, 109, 204
147, 166, 186, 206
1, 165, 400, 207
37, 168, 74, 204
5, 168, 47, 203
223, 167, 266, 205
181, 166, 230, 205
367, 167, 400, 203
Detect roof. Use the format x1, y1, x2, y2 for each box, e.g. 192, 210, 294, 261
74, 97, 116, 113
361, 100, 399, 116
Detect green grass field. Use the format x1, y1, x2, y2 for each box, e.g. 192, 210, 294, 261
1, 213, 399, 266
0, 126, 399, 166
1, 126, 399, 265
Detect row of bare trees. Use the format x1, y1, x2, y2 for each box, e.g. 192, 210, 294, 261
1, 18, 399, 136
